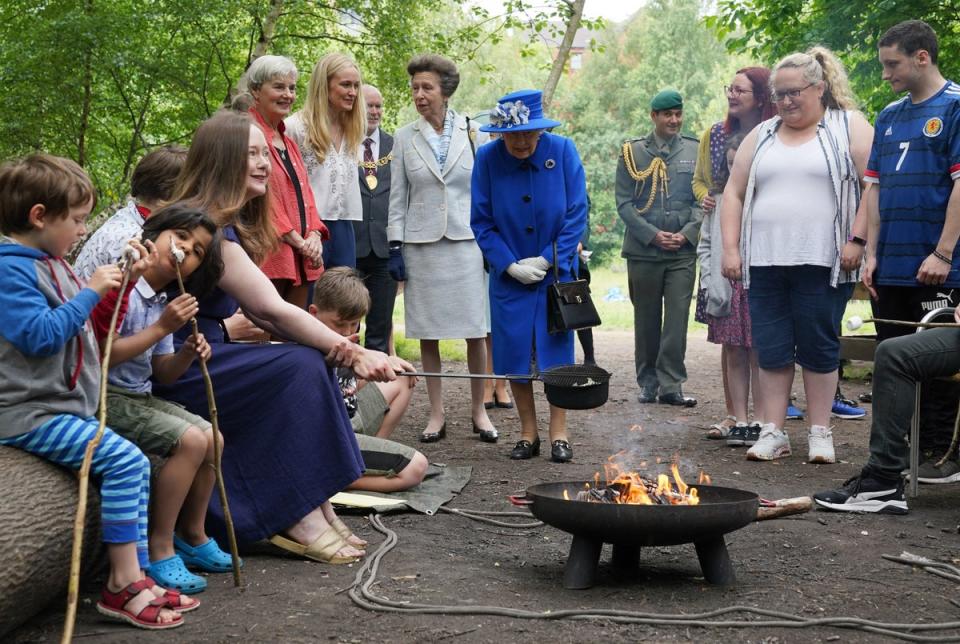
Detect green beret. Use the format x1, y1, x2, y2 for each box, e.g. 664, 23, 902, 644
650, 89, 683, 111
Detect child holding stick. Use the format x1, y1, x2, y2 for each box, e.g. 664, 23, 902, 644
91, 203, 231, 594
0, 154, 186, 629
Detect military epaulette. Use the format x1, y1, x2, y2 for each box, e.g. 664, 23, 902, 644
681, 133, 700, 143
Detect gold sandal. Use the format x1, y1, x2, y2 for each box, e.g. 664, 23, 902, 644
331, 517, 368, 548
707, 416, 737, 439
269, 529, 362, 564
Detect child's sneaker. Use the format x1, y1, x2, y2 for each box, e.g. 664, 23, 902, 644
746, 424, 791, 461
813, 474, 907, 514
831, 396, 866, 419
785, 404, 804, 420
743, 422, 762, 446
807, 425, 836, 463
725, 422, 748, 447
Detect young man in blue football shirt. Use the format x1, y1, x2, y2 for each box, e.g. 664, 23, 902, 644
815, 21, 960, 512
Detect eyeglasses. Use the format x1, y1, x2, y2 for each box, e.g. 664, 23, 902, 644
772, 83, 815, 102
724, 85, 753, 97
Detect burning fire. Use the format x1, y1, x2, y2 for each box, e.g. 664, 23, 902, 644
579, 460, 707, 506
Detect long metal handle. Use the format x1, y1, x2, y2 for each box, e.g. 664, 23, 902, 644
399, 371, 535, 381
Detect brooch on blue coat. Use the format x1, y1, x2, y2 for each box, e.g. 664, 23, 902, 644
544, 159, 556, 169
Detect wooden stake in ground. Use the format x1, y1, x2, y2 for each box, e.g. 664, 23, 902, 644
170, 239, 242, 587
62, 251, 134, 644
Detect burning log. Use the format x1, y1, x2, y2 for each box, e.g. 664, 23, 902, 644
575, 466, 702, 506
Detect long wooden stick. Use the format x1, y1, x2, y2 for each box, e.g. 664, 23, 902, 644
173, 263, 242, 587
62, 262, 132, 644
864, 317, 960, 329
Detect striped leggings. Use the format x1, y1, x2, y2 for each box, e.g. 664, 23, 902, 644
0, 414, 151, 569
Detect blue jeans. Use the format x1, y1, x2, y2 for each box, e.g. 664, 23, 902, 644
748, 265, 853, 373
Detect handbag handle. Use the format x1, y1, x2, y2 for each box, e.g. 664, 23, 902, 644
553, 240, 561, 282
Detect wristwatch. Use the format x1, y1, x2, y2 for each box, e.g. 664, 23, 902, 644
847, 235, 866, 247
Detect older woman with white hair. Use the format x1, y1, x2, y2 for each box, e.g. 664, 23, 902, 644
285, 53, 366, 269
238, 55, 327, 309
720, 47, 873, 464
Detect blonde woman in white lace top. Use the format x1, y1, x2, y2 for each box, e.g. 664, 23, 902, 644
286, 52, 366, 268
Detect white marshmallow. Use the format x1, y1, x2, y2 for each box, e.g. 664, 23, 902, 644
846, 316, 864, 331
170, 238, 185, 264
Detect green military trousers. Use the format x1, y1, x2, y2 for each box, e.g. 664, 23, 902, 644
627, 255, 696, 395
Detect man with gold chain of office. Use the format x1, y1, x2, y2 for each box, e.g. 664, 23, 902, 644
616, 89, 702, 407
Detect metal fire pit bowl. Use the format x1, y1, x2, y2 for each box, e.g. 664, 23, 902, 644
519, 481, 759, 589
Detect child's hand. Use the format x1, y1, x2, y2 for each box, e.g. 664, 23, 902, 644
126, 239, 157, 282
181, 332, 211, 363
158, 293, 199, 334
88, 265, 124, 296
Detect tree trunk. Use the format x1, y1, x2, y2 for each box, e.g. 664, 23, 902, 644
541, 0, 585, 112
251, 0, 285, 61
0, 447, 104, 638
77, 0, 95, 167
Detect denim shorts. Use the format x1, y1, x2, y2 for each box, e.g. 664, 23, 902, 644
748, 265, 853, 373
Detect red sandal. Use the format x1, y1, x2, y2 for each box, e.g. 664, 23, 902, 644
144, 576, 201, 613
96, 578, 184, 630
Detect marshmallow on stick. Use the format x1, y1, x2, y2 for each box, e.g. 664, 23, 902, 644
846, 315, 960, 330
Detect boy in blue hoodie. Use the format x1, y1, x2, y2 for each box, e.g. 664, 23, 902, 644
0, 154, 194, 629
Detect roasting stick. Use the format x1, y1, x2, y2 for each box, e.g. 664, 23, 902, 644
756, 496, 813, 521
846, 315, 960, 330
62, 246, 137, 644
170, 240, 242, 587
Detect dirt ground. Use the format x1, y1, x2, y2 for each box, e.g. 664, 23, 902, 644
12, 329, 960, 643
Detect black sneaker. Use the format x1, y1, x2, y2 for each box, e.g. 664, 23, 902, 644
726, 424, 747, 447
813, 475, 908, 514
743, 422, 762, 446
916, 458, 960, 484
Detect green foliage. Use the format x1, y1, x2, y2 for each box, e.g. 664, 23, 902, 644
705, 0, 960, 118
554, 0, 751, 263
0, 0, 589, 217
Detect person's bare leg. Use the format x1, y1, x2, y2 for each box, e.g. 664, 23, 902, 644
176, 429, 219, 548
547, 404, 568, 443
348, 452, 428, 492
106, 543, 180, 624
720, 344, 734, 417
319, 501, 366, 549
510, 381, 539, 442
420, 340, 444, 434
725, 346, 752, 422
802, 368, 839, 429
757, 364, 795, 429
749, 349, 760, 418
467, 337, 495, 431
148, 427, 206, 562
483, 335, 496, 405
373, 379, 414, 439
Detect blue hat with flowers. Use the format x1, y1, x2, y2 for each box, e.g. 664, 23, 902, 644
479, 89, 561, 133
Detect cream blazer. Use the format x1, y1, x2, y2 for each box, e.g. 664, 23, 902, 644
387, 111, 487, 243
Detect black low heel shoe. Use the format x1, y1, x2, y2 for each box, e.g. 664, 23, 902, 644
420, 422, 447, 443
510, 437, 541, 460
472, 423, 499, 443
550, 439, 573, 463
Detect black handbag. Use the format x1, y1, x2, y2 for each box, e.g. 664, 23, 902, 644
546, 242, 601, 334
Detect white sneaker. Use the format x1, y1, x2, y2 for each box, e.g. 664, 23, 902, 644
746, 424, 791, 461
808, 425, 836, 464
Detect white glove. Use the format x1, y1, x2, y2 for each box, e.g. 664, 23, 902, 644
517, 256, 551, 272
507, 262, 547, 285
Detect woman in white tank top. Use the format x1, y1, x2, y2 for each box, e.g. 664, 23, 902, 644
718, 47, 874, 465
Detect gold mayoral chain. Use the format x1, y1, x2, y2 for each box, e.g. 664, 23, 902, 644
359, 153, 393, 190
620, 142, 669, 214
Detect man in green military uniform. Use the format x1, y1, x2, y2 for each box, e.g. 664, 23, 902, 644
616, 88, 702, 407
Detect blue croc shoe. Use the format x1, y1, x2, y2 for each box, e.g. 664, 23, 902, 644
786, 404, 805, 420
174, 535, 240, 573
146, 555, 207, 594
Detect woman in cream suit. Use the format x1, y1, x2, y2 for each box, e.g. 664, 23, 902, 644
387, 53, 497, 444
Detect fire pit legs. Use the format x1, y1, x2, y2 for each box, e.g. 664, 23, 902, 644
694, 536, 735, 586
563, 535, 603, 589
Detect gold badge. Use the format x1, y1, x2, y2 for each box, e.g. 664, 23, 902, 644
924, 117, 943, 138
366, 174, 378, 190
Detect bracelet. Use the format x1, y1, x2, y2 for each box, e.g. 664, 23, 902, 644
933, 250, 953, 265
847, 235, 866, 247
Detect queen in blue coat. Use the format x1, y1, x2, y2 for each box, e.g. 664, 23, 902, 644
471, 89, 588, 463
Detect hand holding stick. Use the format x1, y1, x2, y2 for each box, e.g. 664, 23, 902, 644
170, 240, 242, 587
63, 246, 136, 643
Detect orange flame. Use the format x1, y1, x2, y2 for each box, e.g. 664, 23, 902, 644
563, 489, 570, 501
698, 471, 712, 485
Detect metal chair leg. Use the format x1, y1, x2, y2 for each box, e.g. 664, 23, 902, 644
909, 383, 921, 498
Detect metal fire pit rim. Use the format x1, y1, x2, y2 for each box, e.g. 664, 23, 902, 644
525, 480, 759, 506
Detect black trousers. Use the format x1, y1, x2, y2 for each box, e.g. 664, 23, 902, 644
356, 253, 398, 353
873, 285, 960, 453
